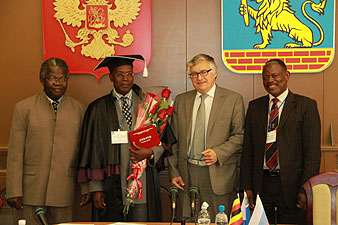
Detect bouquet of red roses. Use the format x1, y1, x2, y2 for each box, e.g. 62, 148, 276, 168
123, 88, 174, 215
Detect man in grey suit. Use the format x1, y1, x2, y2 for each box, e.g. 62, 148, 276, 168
168, 54, 245, 220
240, 59, 321, 224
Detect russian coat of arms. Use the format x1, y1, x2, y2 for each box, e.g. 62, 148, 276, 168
42, 0, 152, 81
222, 0, 335, 73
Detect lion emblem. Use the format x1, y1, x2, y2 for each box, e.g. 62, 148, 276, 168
239, 0, 327, 48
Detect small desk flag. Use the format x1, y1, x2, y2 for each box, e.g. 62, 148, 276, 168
241, 192, 251, 225
248, 194, 269, 225
229, 193, 243, 225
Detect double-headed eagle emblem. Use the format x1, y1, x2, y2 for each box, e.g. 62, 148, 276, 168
54, 0, 141, 59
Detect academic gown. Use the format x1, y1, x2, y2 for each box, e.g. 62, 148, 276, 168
77, 84, 176, 222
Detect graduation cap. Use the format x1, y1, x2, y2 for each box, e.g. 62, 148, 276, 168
94, 54, 149, 78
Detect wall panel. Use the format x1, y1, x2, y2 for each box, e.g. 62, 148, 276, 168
186, 0, 254, 106
0, 1, 338, 223
322, 3, 338, 146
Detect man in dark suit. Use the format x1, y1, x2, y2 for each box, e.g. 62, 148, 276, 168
168, 54, 245, 220
240, 59, 321, 224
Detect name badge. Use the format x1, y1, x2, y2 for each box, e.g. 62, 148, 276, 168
111, 130, 128, 144
266, 130, 277, 143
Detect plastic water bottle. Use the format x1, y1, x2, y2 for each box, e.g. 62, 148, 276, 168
215, 205, 228, 225
197, 202, 211, 225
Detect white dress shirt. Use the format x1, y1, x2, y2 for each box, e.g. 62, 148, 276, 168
263, 88, 289, 169
188, 84, 216, 157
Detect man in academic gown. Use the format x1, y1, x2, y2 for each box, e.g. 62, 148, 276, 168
77, 55, 174, 222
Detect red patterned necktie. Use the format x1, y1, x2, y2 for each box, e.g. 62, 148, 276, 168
265, 98, 279, 171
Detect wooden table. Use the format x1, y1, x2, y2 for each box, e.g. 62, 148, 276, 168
55, 222, 297, 225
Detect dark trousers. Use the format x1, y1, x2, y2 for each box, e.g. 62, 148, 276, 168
92, 175, 148, 222
92, 175, 124, 222
127, 203, 148, 222
260, 170, 306, 225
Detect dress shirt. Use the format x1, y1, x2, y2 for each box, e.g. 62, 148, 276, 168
113, 88, 133, 109
188, 84, 216, 157
46, 94, 63, 110
263, 88, 289, 169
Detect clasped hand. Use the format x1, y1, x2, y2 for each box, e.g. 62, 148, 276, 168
201, 149, 218, 166
129, 143, 153, 164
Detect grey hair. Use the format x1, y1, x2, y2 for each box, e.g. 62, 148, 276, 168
187, 53, 218, 74
39, 58, 69, 81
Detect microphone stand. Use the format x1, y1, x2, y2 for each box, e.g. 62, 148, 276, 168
170, 208, 176, 225
189, 186, 199, 225
169, 186, 178, 225
174, 216, 196, 225
274, 206, 278, 225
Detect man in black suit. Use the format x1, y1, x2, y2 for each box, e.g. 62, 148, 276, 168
240, 59, 321, 224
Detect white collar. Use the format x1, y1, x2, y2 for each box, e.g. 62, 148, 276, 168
195, 84, 216, 99
269, 88, 289, 103
46, 94, 63, 104
113, 89, 133, 100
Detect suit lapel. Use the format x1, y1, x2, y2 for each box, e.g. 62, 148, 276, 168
278, 91, 295, 130
185, 90, 196, 148
207, 86, 224, 137
259, 95, 269, 137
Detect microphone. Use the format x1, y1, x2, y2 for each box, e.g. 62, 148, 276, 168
169, 186, 179, 225
169, 186, 178, 210
189, 186, 199, 218
34, 208, 49, 225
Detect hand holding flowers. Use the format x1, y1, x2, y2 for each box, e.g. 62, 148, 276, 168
123, 88, 173, 215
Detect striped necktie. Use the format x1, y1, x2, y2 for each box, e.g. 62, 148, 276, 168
265, 97, 279, 171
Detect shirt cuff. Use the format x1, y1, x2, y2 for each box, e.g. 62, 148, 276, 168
89, 180, 103, 193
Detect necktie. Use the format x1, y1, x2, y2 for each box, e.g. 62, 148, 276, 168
265, 98, 279, 171
191, 94, 208, 159
52, 101, 59, 113
122, 97, 132, 130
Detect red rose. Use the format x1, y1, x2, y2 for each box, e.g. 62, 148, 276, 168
158, 109, 167, 119
150, 104, 159, 114
166, 106, 174, 117
161, 88, 171, 99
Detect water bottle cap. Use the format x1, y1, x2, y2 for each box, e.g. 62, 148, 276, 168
18, 220, 26, 225
218, 205, 225, 211
201, 201, 209, 210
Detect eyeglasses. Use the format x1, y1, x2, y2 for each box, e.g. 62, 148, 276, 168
46, 76, 68, 83
188, 69, 212, 79
115, 72, 134, 79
